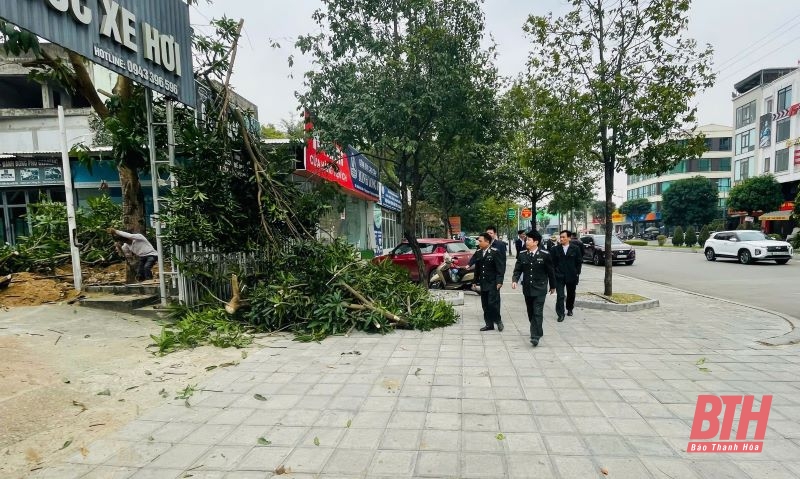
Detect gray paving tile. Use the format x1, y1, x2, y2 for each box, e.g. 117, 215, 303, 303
146, 443, 210, 469
81, 465, 138, 479
543, 435, 589, 455
415, 451, 459, 477
321, 449, 374, 475
236, 446, 293, 471
536, 415, 575, 433
461, 453, 506, 478
419, 429, 460, 451
506, 454, 554, 478
369, 450, 417, 475
191, 445, 251, 471
379, 429, 421, 450
596, 457, 651, 478
462, 431, 504, 452
284, 447, 334, 473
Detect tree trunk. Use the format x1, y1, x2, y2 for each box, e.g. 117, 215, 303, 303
118, 161, 146, 283
530, 195, 538, 232
603, 161, 614, 296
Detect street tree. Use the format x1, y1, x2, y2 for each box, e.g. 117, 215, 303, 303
295, 0, 500, 284
619, 198, 652, 235
661, 176, 718, 228
591, 200, 616, 224
727, 175, 783, 215
548, 183, 595, 232
493, 79, 597, 232
525, 0, 714, 294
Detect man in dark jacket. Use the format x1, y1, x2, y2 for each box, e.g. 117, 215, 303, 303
470, 233, 506, 332
551, 229, 582, 322
486, 226, 508, 257
512, 230, 556, 347
514, 230, 526, 257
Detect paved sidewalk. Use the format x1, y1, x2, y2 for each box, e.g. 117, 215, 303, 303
33, 260, 800, 478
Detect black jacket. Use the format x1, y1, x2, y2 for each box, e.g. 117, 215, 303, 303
491, 239, 507, 256
512, 249, 556, 297
514, 238, 524, 256
471, 247, 506, 290
551, 243, 582, 284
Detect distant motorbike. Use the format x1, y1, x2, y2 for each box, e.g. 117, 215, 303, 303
429, 253, 476, 290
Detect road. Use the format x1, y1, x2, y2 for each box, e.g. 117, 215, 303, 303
602, 248, 800, 318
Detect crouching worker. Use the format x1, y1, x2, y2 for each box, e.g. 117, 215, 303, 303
107, 228, 158, 282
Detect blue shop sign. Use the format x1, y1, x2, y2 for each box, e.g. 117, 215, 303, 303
345, 147, 379, 199
379, 184, 402, 212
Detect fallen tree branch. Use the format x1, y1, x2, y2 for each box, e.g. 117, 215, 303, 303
338, 283, 408, 328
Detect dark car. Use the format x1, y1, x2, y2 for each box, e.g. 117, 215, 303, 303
580, 234, 636, 266
373, 238, 475, 281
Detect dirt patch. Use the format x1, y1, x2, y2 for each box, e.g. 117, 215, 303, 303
0, 304, 260, 478
0, 263, 145, 309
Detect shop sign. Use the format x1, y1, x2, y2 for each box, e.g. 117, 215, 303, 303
373, 205, 383, 256
303, 140, 379, 201
0, 0, 195, 106
794, 147, 800, 166
0, 166, 63, 185
784, 137, 800, 148
379, 184, 402, 212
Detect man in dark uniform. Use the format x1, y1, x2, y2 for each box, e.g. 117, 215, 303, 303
514, 230, 526, 257
551, 229, 582, 322
485, 226, 508, 257
511, 230, 556, 347
470, 233, 506, 331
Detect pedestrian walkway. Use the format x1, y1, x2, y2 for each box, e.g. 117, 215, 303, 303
35, 260, 800, 478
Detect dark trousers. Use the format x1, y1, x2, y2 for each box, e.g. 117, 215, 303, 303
555, 278, 576, 317
137, 255, 157, 281
524, 294, 546, 340
480, 287, 502, 328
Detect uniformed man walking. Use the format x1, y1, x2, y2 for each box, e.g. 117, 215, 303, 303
511, 230, 556, 347
471, 232, 506, 332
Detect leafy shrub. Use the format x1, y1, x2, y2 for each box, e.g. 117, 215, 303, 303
624, 240, 647, 246
151, 307, 253, 355
672, 226, 684, 247
684, 226, 697, 247
657, 234, 666, 246
698, 225, 710, 245
708, 219, 725, 232
736, 223, 746, 230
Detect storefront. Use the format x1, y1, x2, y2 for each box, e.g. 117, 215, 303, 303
377, 184, 402, 254
296, 141, 380, 253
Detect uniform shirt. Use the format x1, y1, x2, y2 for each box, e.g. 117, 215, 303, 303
116, 230, 158, 258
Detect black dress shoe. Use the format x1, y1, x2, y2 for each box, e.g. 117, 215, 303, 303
497, 322, 504, 332
480, 326, 494, 331
530, 339, 539, 347
557, 315, 565, 322
567, 310, 573, 316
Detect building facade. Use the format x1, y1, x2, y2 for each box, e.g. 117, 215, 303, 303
731, 68, 800, 203
625, 124, 734, 227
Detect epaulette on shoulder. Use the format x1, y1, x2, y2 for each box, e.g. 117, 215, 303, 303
489, 247, 498, 252
540, 250, 550, 254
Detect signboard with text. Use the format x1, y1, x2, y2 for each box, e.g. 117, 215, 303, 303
379, 184, 402, 212
301, 139, 379, 202
0, 0, 195, 106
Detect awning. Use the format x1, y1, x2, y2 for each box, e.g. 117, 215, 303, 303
759, 210, 793, 221
645, 212, 656, 221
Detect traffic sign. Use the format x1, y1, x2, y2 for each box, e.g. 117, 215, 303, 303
521, 208, 532, 219
507, 208, 516, 219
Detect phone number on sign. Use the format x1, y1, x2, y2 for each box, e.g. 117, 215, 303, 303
126, 60, 179, 96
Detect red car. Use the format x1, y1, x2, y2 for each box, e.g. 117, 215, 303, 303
374, 238, 474, 281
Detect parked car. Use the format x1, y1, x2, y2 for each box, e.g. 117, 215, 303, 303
373, 238, 475, 281
580, 234, 636, 266
703, 230, 793, 265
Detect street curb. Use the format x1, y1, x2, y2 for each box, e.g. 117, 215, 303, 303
615, 272, 800, 346
575, 296, 659, 312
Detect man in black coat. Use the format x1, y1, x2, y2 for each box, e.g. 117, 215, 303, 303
551, 229, 582, 322
470, 233, 506, 332
511, 230, 556, 347
514, 230, 526, 257
486, 226, 508, 257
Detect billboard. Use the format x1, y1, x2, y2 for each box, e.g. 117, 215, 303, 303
301, 140, 379, 201
0, 0, 195, 107
758, 113, 772, 148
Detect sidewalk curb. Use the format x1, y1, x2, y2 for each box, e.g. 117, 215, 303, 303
615, 272, 800, 346
575, 296, 659, 312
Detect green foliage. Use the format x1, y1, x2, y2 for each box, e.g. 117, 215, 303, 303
236, 239, 458, 341
657, 235, 667, 246
672, 226, 684, 247
624, 240, 647, 246
620, 199, 652, 231
590, 200, 615, 223
150, 307, 253, 355
708, 219, 726, 232
684, 227, 697, 247
698, 225, 710, 245
736, 223, 746, 230
1, 195, 123, 275
661, 176, 719, 228
727, 175, 783, 214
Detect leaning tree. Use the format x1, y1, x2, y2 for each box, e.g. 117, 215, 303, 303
525, 0, 714, 294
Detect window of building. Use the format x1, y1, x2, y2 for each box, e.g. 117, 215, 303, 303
698, 158, 711, 172
704, 138, 713, 151
765, 98, 773, 114
661, 181, 671, 193
734, 158, 750, 182
777, 86, 792, 111
776, 117, 791, 142
735, 100, 756, 128
735, 129, 755, 155
764, 157, 771, 172
719, 137, 731, 151
775, 148, 789, 172
719, 157, 731, 171
669, 160, 686, 174
717, 178, 731, 193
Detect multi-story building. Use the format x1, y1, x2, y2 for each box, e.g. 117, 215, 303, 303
625, 124, 734, 227
731, 67, 800, 203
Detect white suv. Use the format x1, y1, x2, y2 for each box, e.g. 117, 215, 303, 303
703, 230, 793, 265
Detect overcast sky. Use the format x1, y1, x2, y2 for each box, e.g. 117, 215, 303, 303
190, 0, 800, 198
